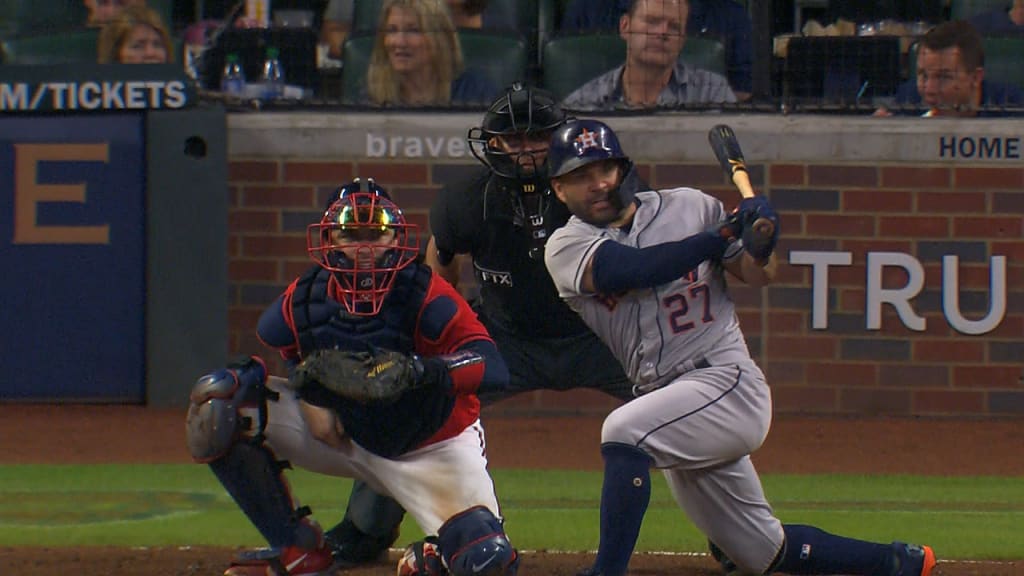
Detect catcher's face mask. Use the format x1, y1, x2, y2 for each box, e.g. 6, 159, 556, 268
468, 82, 565, 181
307, 180, 419, 316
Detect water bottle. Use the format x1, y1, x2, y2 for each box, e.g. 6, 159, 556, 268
220, 53, 246, 95
261, 47, 285, 100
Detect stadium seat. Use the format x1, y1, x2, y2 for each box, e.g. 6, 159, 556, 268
982, 36, 1024, 91
351, 0, 381, 33
2, 28, 99, 65
907, 35, 1024, 92
341, 30, 527, 104
537, 0, 558, 66
541, 33, 726, 101
7, 0, 86, 36
950, 0, 1011, 19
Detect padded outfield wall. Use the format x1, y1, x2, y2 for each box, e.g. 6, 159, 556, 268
226, 112, 1024, 417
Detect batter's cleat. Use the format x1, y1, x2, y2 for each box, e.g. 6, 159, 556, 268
890, 542, 936, 576
223, 544, 336, 576
396, 538, 447, 575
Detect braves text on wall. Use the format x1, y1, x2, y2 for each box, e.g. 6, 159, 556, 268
0, 81, 189, 112
366, 132, 468, 158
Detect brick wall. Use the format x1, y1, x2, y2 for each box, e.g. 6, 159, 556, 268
226, 114, 1024, 417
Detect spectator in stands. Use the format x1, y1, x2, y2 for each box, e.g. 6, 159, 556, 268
874, 19, 1024, 117
321, 0, 353, 59
84, 0, 146, 27
446, 0, 514, 30
364, 0, 497, 106
562, 0, 736, 111
969, 0, 1024, 34
559, 0, 752, 100
97, 4, 173, 63
322, 0, 513, 60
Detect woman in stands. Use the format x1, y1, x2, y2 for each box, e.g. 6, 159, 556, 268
97, 4, 173, 64
364, 0, 497, 106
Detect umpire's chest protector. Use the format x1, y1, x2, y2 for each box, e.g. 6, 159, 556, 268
290, 266, 430, 355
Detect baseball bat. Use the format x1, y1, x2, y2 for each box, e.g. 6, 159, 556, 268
707, 124, 775, 242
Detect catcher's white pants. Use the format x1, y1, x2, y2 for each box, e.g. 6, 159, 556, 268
257, 376, 502, 536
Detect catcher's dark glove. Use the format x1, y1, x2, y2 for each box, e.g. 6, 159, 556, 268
289, 349, 423, 404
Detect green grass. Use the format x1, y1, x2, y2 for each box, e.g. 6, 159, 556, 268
1, 465, 1022, 560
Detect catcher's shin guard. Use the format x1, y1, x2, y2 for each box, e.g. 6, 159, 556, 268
186, 356, 317, 549
438, 506, 518, 576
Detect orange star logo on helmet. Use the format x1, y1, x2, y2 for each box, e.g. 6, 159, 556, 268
574, 128, 601, 152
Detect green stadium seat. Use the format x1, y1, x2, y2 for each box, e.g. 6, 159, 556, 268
541, 33, 726, 101
7, 0, 86, 36
351, 0, 381, 33
2, 28, 99, 65
907, 35, 1024, 91
982, 36, 1024, 91
537, 0, 558, 65
950, 0, 1011, 19
341, 30, 527, 104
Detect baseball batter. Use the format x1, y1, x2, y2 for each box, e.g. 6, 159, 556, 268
185, 179, 520, 576
543, 119, 936, 576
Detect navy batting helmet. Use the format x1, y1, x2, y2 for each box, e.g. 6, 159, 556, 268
547, 118, 631, 179
468, 83, 566, 179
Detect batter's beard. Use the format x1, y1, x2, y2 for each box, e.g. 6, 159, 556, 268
578, 187, 628, 227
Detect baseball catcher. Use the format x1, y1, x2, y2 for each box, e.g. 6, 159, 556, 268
185, 178, 520, 576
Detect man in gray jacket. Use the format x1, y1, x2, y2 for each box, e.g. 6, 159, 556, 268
562, 0, 736, 111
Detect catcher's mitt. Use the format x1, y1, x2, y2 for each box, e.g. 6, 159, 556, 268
289, 349, 422, 404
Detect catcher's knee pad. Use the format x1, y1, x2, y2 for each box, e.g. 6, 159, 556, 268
185, 355, 274, 462
185, 356, 315, 549
438, 506, 518, 576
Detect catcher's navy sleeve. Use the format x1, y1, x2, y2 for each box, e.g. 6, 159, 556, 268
256, 294, 291, 347
256, 292, 301, 365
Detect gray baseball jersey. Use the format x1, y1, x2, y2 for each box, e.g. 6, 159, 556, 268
545, 187, 752, 390
544, 187, 786, 573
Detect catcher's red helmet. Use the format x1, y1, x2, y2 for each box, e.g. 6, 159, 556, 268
306, 178, 419, 316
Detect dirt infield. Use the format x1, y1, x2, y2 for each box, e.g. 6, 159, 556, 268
1, 405, 1023, 575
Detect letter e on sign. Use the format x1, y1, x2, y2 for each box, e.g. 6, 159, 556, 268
13, 143, 110, 244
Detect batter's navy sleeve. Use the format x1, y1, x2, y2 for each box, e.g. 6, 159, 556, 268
591, 232, 728, 294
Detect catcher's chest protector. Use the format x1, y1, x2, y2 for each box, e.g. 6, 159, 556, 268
291, 265, 429, 355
